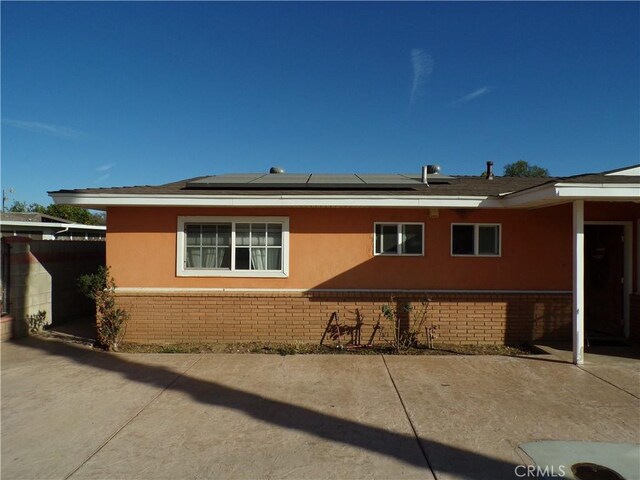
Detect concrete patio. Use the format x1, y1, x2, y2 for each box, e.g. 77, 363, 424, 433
2, 337, 638, 480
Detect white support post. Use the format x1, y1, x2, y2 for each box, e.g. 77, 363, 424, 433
573, 200, 585, 365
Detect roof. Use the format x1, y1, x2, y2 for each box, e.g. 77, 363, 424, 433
48, 165, 639, 210
50, 174, 554, 197
0, 212, 73, 223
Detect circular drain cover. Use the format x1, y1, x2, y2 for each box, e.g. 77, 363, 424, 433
572, 463, 625, 480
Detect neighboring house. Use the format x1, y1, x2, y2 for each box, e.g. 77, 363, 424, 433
0, 213, 106, 340
0, 212, 106, 241
49, 164, 640, 363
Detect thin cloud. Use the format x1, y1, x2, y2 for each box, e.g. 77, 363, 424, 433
409, 48, 434, 108
96, 173, 111, 182
2, 119, 86, 138
449, 87, 492, 107
96, 163, 115, 172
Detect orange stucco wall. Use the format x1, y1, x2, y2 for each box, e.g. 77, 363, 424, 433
106, 204, 590, 291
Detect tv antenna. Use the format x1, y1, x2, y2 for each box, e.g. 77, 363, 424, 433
2, 188, 14, 212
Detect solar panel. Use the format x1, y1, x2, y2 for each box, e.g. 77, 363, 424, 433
250, 174, 311, 184
307, 174, 365, 185
188, 174, 265, 186
359, 174, 420, 185
186, 172, 451, 189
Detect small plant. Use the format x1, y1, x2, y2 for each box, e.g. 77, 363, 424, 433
425, 322, 439, 349
78, 266, 129, 351
273, 341, 310, 356
27, 310, 47, 333
379, 297, 431, 353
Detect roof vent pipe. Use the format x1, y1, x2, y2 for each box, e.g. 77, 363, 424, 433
421, 166, 429, 186
269, 166, 285, 174
486, 161, 494, 180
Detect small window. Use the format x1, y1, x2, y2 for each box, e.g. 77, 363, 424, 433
374, 223, 424, 255
452, 224, 500, 256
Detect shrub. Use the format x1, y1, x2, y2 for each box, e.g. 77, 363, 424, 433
27, 310, 47, 333
78, 266, 128, 351
379, 298, 431, 353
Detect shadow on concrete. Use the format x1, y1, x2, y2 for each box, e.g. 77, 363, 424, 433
41, 321, 96, 348
12, 336, 523, 480
505, 354, 570, 366
537, 341, 640, 362
44, 316, 96, 347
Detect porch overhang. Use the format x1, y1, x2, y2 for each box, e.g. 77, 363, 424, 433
504, 183, 640, 208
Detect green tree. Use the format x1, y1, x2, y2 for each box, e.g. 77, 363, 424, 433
503, 160, 549, 177
7, 200, 104, 225
45, 204, 99, 224
8, 201, 49, 213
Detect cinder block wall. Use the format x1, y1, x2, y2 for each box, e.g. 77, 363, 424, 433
5, 239, 105, 338
7, 241, 52, 338
29, 241, 105, 325
117, 291, 572, 345
1, 316, 13, 341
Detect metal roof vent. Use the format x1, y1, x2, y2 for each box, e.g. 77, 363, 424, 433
421, 164, 441, 186
427, 164, 441, 175
269, 166, 285, 174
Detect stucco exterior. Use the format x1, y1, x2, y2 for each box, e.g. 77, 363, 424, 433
107, 205, 579, 291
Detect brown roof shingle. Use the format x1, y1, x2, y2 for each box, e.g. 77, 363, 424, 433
49, 175, 556, 197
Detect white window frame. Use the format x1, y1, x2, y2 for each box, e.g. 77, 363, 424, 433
373, 222, 424, 256
451, 223, 501, 257
177, 216, 289, 277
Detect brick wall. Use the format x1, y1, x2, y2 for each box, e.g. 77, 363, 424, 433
117, 291, 572, 345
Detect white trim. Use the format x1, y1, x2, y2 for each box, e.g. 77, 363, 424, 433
0, 220, 106, 231
115, 287, 572, 294
451, 223, 501, 257
573, 200, 585, 365
505, 183, 640, 208
373, 222, 425, 256
584, 221, 633, 338
554, 183, 640, 198
50, 192, 502, 209
605, 166, 640, 176
176, 216, 289, 278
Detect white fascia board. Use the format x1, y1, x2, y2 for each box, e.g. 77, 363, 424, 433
49, 193, 503, 209
502, 184, 560, 207
553, 183, 640, 199
605, 166, 640, 176
0, 220, 106, 231
504, 183, 640, 207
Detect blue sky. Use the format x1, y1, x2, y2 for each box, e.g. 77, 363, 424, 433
2, 2, 639, 206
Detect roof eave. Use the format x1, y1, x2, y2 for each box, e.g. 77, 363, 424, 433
504, 182, 640, 207
50, 180, 639, 210
0, 220, 106, 230
49, 192, 502, 209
